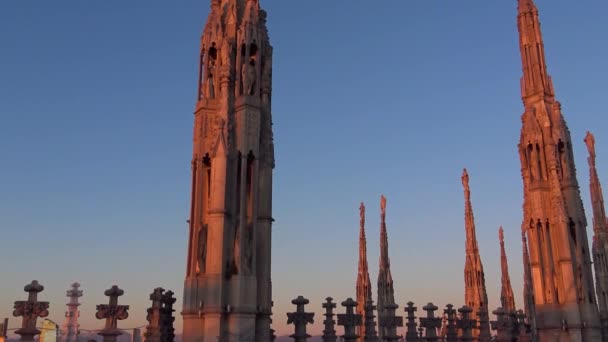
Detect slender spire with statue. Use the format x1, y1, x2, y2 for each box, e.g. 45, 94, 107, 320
461, 169, 491, 339
499, 228, 516, 312
377, 195, 398, 340
356, 203, 372, 342
585, 131, 608, 339
516, 0, 601, 340
182, 0, 275, 341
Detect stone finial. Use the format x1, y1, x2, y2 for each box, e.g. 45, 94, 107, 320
457, 306, 476, 342
462, 168, 470, 194
67, 283, 83, 299
13, 280, 50, 341
380, 195, 387, 216
363, 300, 378, 342
96, 286, 129, 342
490, 307, 519, 342
420, 303, 442, 341
359, 202, 365, 225
144, 288, 164, 342
378, 303, 402, 341
337, 298, 361, 342
160, 291, 176, 342
420, 303, 441, 341
444, 304, 458, 342
286, 296, 314, 342
476, 307, 492, 342
322, 297, 337, 342
404, 302, 418, 342
585, 131, 596, 159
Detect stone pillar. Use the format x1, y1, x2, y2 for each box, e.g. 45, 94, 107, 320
160, 291, 176, 342
515, 310, 532, 342
476, 307, 491, 342
443, 305, 457, 342
144, 288, 164, 342
378, 303, 402, 342
456, 306, 475, 342
61, 283, 82, 342
322, 297, 337, 342
337, 298, 361, 342
404, 302, 418, 342
12, 280, 50, 341
362, 300, 378, 342
286, 296, 314, 342
490, 308, 518, 342
95, 286, 129, 342
420, 303, 441, 341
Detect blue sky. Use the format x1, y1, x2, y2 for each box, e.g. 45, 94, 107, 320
1, 0, 607, 337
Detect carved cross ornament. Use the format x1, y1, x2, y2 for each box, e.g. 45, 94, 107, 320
13, 280, 50, 340
96, 286, 129, 337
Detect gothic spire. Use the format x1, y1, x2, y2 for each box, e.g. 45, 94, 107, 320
356, 202, 372, 341
461, 169, 490, 339
517, 0, 554, 101
462, 169, 478, 253
585, 132, 608, 235
379, 195, 391, 273
499, 227, 516, 312
377, 195, 396, 340
586, 131, 608, 338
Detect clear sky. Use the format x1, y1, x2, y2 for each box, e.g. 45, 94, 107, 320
1, 0, 607, 338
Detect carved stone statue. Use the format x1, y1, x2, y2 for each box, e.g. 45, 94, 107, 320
585, 131, 596, 158
206, 45, 217, 99
196, 225, 208, 274
242, 60, 257, 95
220, 40, 231, 68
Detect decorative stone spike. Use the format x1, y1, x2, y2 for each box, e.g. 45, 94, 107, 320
12, 280, 50, 341
457, 306, 475, 342
144, 288, 164, 342
95, 286, 129, 342
444, 305, 458, 342
160, 290, 176, 342
378, 303, 402, 341
476, 307, 491, 342
61, 283, 82, 342
420, 303, 442, 341
337, 298, 361, 342
286, 296, 314, 342
363, 300, 378, 342
404, 302, 419, 342
322, 297, 337, 342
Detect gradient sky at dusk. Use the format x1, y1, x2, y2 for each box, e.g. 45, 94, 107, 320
1, 0, 607, 337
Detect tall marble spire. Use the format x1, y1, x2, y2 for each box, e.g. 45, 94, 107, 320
377, 195, 396, 340
516, 0, 601, 339
182, 0, 275, 340
461, 169, 490, 339
356, 202, 372, 342
499, 227, 516, 312
585, 131, 608, 338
